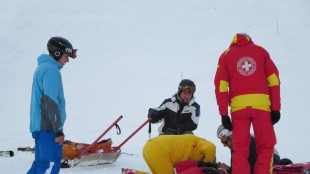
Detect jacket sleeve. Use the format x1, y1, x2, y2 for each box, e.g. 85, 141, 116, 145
42, 68, 63, 133
197, 138, 216, 163
214, 52, 230, 116
265, 55, 281, 111
150, 99, 169, 123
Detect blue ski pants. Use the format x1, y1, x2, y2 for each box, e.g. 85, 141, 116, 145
27, 130, 63, 174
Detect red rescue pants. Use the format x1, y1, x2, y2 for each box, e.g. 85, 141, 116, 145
231, 107, 276, 174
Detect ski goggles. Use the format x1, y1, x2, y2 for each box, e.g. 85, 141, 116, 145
50, 40, 77, 58
181, 86, 196, 93
65, 48, 78, 58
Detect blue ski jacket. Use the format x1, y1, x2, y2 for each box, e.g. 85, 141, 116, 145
30, 54, 66, 133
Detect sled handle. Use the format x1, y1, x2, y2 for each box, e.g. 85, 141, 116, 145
116, 117, 152, 150
79, 115, 123, 158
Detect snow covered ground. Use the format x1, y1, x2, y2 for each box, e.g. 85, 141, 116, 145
0, 0, 309, 173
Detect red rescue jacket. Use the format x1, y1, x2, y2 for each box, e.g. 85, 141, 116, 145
214, 34, 281, 116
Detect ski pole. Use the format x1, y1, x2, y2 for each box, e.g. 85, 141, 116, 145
148, 121, 151, 139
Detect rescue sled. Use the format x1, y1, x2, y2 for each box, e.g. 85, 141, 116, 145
62, 115, 151, 167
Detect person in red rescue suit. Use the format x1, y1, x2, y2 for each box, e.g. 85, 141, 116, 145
142, 134, 216, 174
214, 33, 281, 174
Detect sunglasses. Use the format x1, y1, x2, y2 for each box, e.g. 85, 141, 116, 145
181, 86, 196, 93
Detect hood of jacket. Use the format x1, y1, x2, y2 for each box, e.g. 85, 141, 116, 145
229, 33, 254, 48
37, 54, 63, 69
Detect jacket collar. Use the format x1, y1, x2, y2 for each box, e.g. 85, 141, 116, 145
171, 93, 196, 105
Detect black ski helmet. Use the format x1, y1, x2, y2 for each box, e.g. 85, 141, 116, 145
177, 79, 196, 95
47, 36, 77, 61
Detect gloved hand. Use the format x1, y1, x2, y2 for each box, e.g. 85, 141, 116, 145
148, 108, 159, 123
201, 167, 221, 174
197, 161, 217, 168
55, 131, 65, 145
221, 115, 232, 131
271, 111, 280, 125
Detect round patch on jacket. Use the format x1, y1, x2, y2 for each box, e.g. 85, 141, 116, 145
237, 57, 256, 76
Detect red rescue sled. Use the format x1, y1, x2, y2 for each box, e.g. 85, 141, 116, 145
62, 115, 151, 167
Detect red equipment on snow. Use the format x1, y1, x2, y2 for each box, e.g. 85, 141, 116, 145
62, 115, 151, 167
122, 168, 149, 174
273, 162, 310, 174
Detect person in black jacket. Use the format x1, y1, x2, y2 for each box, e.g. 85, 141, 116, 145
216, 125, 285, 174
148, 79, 200, 135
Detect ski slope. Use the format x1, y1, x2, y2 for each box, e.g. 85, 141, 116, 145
0, 0, 309, 173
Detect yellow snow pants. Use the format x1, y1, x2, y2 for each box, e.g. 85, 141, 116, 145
143, 140, 174, 174
142, 134, 216, 174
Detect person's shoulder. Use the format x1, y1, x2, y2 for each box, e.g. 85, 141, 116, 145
37, 61, 58, 74
252, 44, 269, 54
189, 97, 200, 108
158, 97, 173, 108
192, 102, 200, 108
166, 97, 173, 102
43, 63, 59, 73
38, 63, 60, 79
39, 54, 60, 67
167, 95, 177, 103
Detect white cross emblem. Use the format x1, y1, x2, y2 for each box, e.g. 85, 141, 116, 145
242, 61, 252, 71
237, 57, 257, 76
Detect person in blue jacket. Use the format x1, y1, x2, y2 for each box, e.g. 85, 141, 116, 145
27, 37, 77, 174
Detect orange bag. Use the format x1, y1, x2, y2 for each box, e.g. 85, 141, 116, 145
62, 139, 112, 160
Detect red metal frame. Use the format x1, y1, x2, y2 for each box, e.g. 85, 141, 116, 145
78, 115, 123, 158
115, 117, 151, 151
77, 116, 151, 159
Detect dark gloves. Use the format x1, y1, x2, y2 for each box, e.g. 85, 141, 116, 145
197, 161, 217, 168
201, 167, 221, 174
56, 131, 64, 137
148, 108, 160, 123
271, 110, 280, 125
221, 115, 232, 131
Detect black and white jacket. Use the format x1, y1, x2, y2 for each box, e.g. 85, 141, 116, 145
151, 94, 200, 135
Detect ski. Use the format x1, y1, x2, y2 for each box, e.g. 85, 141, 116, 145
17, 146, 35, 153
0, 150, 14, 157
